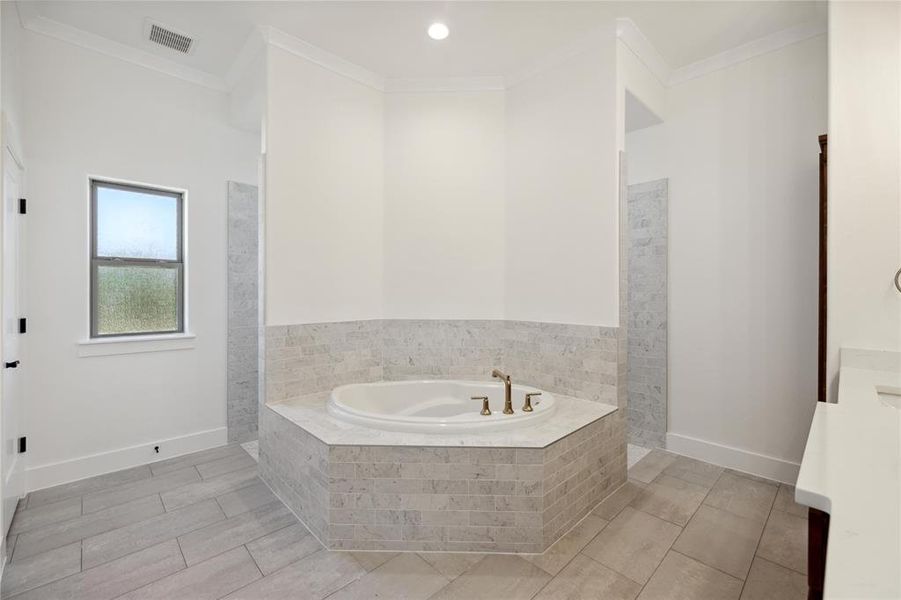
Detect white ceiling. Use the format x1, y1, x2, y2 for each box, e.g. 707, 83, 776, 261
24, 1, 827, 80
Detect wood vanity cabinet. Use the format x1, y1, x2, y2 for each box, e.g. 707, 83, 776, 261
810, 133, 829, 600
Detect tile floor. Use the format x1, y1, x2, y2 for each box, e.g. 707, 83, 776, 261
1, 445, 809, 600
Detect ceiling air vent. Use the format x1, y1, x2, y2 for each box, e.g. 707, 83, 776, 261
146, 21, 194, 54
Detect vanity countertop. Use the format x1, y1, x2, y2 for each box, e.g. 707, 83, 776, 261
795, 348, 901, 599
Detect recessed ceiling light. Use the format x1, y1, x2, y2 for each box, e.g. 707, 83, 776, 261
428, 22, 449, 41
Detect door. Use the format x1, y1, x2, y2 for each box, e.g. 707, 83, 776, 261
1, 145, 24, 539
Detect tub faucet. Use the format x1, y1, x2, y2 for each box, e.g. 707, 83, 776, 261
492, 369, 514, 414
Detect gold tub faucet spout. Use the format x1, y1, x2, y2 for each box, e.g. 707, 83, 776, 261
492, 369, 514, 414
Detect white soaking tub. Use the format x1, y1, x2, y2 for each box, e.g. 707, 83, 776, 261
327, 380, 556, 433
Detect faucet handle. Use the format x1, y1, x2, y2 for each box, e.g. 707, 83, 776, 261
472, 396, 491, 416
523, 392, 541, 412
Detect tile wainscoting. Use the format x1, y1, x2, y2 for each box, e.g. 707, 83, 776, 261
264, 319, 619, 406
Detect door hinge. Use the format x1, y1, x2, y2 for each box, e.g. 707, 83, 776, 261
18, 317, 26, 334
18, 198, 26, 214
18, 437, 26, 454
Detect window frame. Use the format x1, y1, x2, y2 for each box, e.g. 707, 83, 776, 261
89, 178, 185, 339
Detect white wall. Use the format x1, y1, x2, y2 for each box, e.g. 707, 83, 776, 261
827, 1, 901, 399
383, 91, 505, 319
1, 2, 25, 157
265, 45, 384, 326
505, 29, 619, 327
21, 31, 259, 488
625, 124, 667, 185
664, 35, 827, 480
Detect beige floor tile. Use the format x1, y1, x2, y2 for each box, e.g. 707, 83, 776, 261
773, 485, 809, 519
662, 456, 724, 488
348, 551, 399, 572
628, 450, 677, 484
592, 481, 646, 521
704, 472, 777, 523
417, 553, 485, 580
630, 475, 708, 526
428, 554, 551, 600
327, 553, 448, 600
672, 505, 764, 579
757, 509, 808, 574
638, 551, 743, 600
245, 523, 322, 575
525, 514, 608, 575
740, 557, 807, 600
533, 554, 641, 600
223, 549, 366, 600
581, 506, 681, 585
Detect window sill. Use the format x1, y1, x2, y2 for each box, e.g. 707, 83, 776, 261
77, 333, 196, 357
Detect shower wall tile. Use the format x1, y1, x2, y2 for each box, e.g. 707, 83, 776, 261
618, 151, 630, 412
382, 320, 504, 381
627, 179, 668, 448
227, 181, 260, 444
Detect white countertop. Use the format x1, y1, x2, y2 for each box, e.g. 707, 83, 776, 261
795, 348, 901, 599
267, 391, 618, 448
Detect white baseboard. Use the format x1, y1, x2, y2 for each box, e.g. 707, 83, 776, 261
666, 432, 800, 485
25, 427, 228, 492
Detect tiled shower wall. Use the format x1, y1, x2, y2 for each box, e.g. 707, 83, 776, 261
227, 181, 260, 443
264, 320, 619, 406
627, 179, 668, 448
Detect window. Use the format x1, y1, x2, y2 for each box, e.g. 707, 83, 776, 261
90, 180, 184, 338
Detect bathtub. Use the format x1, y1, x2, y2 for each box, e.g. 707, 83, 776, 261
327, 380, 556, 433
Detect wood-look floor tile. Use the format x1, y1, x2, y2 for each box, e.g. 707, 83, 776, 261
150, 444, 248, 476
582, 506, 681, 585
672, 505, 764, 579
740, 557, 807, 600
630, 475, 708, 526
628, 450, 677, 484
327, 553, 449, 600
26, 465, 152, 509
773, 485, 809, 519
638, 551, 742, 600
662, 456, 724, 488
13, 495, 165, 562
222, 549, 366, 600
245, 523, 322, 575
9, 540, 185, 600
592, 481, 646, 521
416, 553, 485, 580
178, 502, 296, 566
9, 497, 82, 536
196, 453, 258, 480
428, 554, 551, 600
704, 472, 777, 523
117, 546, 262, 600
82, 498, 224, 569
533, 554, 641, 600
757, 509, 807, 575
1, 541, 81, 597
216, 481, 277, 518
160, 467, 258, 511
82, 466, 200, 514
525, 514, 608, 575
348, 551, 399, 572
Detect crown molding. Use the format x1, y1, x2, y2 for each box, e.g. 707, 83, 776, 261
384, 76, 506, 94
615, 18, 672, 86
18, 12, 228, 92
265, 26, 386, 92
668, 19, 827, 86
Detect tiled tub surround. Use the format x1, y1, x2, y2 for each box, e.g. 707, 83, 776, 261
227, 181, 260, 444
627, 179, 668, 448
265, 319, 618, 405
259, 401, 625, 552
260, 318, 626, 551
